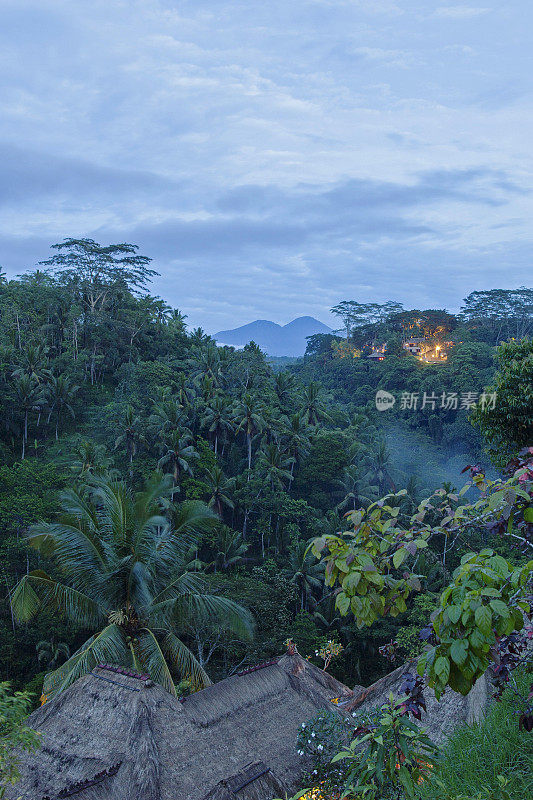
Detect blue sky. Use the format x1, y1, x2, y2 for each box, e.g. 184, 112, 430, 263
1, 0, 532, 331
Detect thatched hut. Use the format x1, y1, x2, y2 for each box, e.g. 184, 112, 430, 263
9, 655, 491, 800
8, 654, 353, 800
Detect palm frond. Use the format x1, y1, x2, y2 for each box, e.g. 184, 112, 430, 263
135, 628, 176, 695
161, 631, 211, 688
134, 469, 174, 522
11, 572, 106, 627
150, 570, 206, 606
43, 624, 128, 697
170, 593, 254, 641
56, 487, 101, 539
10, 573, 42, 622
92, 479, 132, 548
27, 522, 106, 593
170, 500, 217, 539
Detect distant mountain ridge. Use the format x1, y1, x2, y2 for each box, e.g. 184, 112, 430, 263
214, 316, 332, 356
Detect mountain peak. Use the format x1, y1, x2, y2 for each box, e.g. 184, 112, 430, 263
214, 317, 332, 356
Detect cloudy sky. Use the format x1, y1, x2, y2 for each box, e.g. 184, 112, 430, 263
1, 1, 531, 331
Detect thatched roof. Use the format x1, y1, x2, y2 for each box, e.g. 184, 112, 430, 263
340, 661, 490, 745
9, 655, 353, 800
10, 656, 491, 800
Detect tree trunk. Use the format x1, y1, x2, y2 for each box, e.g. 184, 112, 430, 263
22, 410, 27, 458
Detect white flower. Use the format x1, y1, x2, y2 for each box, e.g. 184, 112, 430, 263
312, 770, 317, 775
311, 732, 316, 737
317, 744, 324, 751
352, 712, 357, 717
307, 740, 311, 744
301, 723, 306, 729
298, 750, 304, 756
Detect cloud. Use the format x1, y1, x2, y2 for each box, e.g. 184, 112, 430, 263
0, 0, 531, 331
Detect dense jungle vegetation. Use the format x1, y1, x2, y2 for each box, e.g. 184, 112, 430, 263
0, 239, 531, 713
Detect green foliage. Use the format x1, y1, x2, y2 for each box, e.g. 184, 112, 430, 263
310, 492, 431, 628
0, 242, 529, 735
472, 338, 533, 466
395, 594, 438, 660
296, 710, 354, 798
333, 696, 438, 800
418, 550, 532, 699
313, 453, 533, 702
10, 472, 252, 697
0, 682, 41, 797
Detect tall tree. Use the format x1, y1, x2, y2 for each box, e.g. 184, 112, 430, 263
40, 238, 157, 316
335, 465, 377, 511
202, 396, 234, 456
11, 472, 252, 697
204, 467, 235, 518
158, 429, 198, 486
114, 405, 144, 472
300, 382, 330, 426
46, 375, 78, 439
282, 413, 311, 480
257, 443, 293, 491
461, 288, 533, 343
284, 540, 323, 611
472, 337, 533, 466
12, 375, 44, 458
233, 393, 265, 472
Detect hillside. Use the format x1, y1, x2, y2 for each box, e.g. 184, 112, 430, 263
214, 316, 332, 356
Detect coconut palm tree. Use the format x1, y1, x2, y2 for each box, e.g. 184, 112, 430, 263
157, 429, 198, 485
202, 396, 234, 455
334, 465, 377, 512
149, 398, 190, 444
150, 297, 172, 325
284, 540, 323, 611
170, 309, 188, 333
257, 442, 294, 491
300, 382, 330, 426
365, 440, 398, 494
203, 467, 235, 518
274, 370, 296, 409
190, 327, 210, 346
233, 393, 265, 472
192, 345, 222, 386
11, 471, 252, 698
36, 639, 70, 670
12, 374, 45, 458
12, 344, 51, 384
176, 372, 195, 408
46, 374, 79, 439
198, 375, 216, 403
71, 439, 113, 477
209, 527, 248, 572
281, 413, 311, 480
114, 405, 144, 472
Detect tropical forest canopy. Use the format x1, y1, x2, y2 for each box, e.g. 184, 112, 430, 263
0, 238, 532, 705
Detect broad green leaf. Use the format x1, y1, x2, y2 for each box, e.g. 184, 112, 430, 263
393, 547, 407, 568
434, 656, 450, 684
489, 599, 509, 617
336, 591, 350, 615
450, 640, 468, 666
475, 605, 492, 636
447, 605, 461, 624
